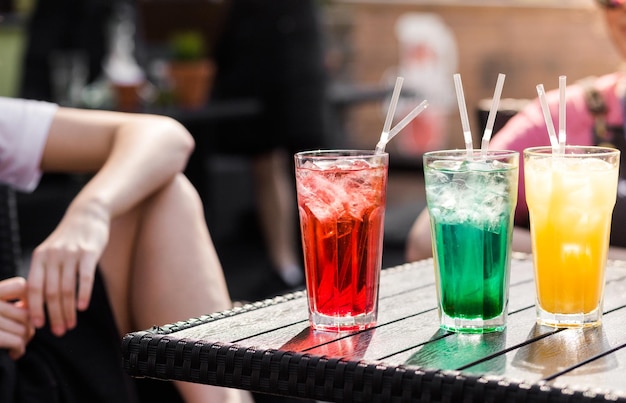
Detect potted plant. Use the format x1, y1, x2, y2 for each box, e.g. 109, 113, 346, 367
166, 30, 215, 109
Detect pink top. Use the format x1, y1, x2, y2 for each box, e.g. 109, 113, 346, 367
489, 72, 625, 225
0, 97, 58, 192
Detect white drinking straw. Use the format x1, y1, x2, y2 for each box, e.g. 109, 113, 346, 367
386, 100, 429, 142
536, 84, 559, 151
480, 73, 506, 156
453, 73, 473, 158
375, 99, 429, 154
375, 77, 404, 153
558, 75, 567, 153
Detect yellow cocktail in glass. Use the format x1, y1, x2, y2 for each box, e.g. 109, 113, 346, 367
524, 146, 619, 328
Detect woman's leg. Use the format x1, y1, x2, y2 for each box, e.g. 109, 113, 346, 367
99, 174, 252, 403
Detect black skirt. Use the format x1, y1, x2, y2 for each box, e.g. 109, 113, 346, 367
0, 269, 182, 403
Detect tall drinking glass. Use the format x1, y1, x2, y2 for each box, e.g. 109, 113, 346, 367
294, 150, 388, 332
524, 146, 620, 328
423, 149, 519, 333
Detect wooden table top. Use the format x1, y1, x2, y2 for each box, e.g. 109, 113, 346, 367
122, 253, 626, 402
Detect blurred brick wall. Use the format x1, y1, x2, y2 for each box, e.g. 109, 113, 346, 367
331, 1, 621, 152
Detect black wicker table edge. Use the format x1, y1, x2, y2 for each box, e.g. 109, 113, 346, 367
121, 331, 624, 403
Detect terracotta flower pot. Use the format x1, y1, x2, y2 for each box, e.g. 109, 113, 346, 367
166, 59, 215, 109
112, 81, 144, 112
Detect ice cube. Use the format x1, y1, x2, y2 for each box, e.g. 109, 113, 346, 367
425, 169, 451, 187
343, 194, 369, 221
430, 159, 465, 171
466, 160, 493, 172
577, 157, 613, 172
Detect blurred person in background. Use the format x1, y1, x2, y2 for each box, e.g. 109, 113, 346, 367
19, 0, 121, 102
0, 97, 252, 403
209, 0, 332, 288
405, 0, 626, 263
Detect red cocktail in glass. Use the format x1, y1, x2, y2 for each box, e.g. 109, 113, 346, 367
295, 150, 388, 332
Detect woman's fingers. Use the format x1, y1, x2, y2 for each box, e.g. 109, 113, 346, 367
0, 277, 28, 301
77, 253, 97, 312
58, 257, 78, 333
26, 252, 46, 329
0, 314, 32, 359
28, 247, 87, 336
0, 277, 34, 360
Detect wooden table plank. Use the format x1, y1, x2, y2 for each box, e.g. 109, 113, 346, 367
173, 260, 436, 343
152, 255, 539, 365
174, 256, 537, 357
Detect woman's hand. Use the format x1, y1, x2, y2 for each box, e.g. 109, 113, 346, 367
0, 277, 35, 360
27, 199, 110, 336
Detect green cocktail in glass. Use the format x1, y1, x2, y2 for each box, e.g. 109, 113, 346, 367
423, 149, 519, 333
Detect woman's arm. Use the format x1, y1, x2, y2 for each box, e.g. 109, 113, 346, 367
41, 107, 194, 213
27, 107, 195, 335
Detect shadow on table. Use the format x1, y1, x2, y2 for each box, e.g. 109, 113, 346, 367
511, 324, 618, 378
405, 328, 507, 375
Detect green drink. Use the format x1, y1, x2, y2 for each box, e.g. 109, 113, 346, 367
433, 218, 511, 318
423, 150, 519, 333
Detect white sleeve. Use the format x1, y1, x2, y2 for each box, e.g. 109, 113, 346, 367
0, 97, 58, 192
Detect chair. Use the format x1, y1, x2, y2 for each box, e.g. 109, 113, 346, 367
0, 184, 21, 280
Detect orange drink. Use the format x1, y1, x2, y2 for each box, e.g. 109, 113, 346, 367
524, 146, 620, 328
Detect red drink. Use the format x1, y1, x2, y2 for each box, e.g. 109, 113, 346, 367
295, 150, 388, 332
